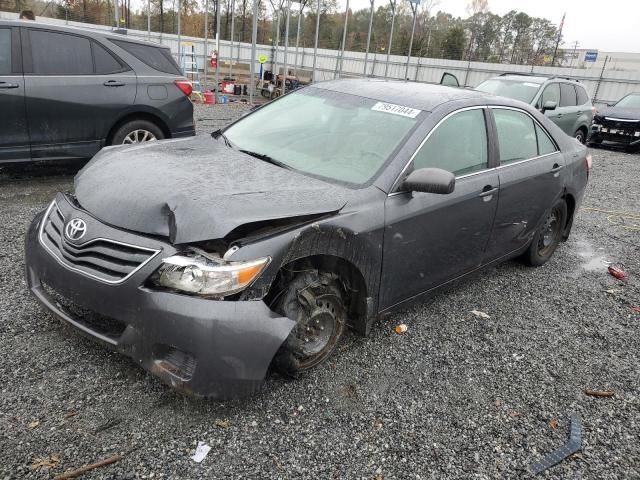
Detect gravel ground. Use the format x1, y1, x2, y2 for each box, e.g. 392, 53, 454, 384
1, 104, 639, 479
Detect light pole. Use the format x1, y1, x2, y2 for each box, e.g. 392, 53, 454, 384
384, 0, 396, 79
249, 0, 259, 104
282, 0, 292, 96
404, 0, 418, 80
311, 0, 320, 82
293, 1, 305, 78
363, 0, 374, 77
204, 0, 209, 89
215, 0, 221, 101
337, 0, 350, 78
229, 0, 236, 78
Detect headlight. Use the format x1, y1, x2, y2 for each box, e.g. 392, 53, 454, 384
153, 252, 270, 297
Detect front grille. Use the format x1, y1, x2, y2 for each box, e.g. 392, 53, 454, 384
602, 118, 640, 132
39, 202, 160, 284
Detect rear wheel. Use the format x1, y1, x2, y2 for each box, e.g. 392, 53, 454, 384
110, 119, 164, 146
574, 128, 587, 144
273, 271, 346, 376
523, 199, 568, 266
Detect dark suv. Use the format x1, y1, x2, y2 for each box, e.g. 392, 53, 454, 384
0, 20, 194, 164
476, 74, 594, 144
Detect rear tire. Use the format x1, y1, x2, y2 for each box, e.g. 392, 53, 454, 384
574, 128, 587, 144
523, 199, 568, 267
272, 271, 346, 377
110, 119, 164, 145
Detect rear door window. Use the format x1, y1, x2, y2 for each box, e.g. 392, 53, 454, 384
559, 83, 577, 107
493, 109, 538, 163
92, 42, 127, 74
413, 109, 488, 176
110, 39, 181, 75
0, 28, 11, 75
29, 30, 93, 75
576, 85, 590, 105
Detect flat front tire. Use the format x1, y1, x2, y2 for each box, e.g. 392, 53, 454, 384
273, 271, 346, 376
523, 199, 568, 267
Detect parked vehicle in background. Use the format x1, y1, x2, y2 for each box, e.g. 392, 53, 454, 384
475, 74, 594, 144
590, 92, 640, 151
0, 20, 194, 164
25, 80, 590, 399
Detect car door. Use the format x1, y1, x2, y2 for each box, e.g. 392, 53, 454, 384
380, 107, 500, 309
553, 83, 579, 136
484, 106, 564, 262
0, 26, 29, 162
21, 28, 136, 160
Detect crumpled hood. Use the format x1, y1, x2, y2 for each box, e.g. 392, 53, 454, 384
597, 107, 640, 121
74, 136, 350, 244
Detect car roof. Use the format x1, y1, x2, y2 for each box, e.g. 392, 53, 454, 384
0, 19, 165, 48
313, 78, 490, 112
490, 73, 582, 86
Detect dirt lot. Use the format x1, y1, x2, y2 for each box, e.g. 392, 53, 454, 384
1, 104, 638, 479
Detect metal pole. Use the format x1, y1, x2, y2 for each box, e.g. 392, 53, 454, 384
215, 0, 221, 101
593, 55, 609, 104
404, 1, 417, 80
363, 0, 374, 77
250, 0, 259, 104
384, 0, 396, 79
114, 0, 119, 27
177, 0, 182, 60
282, 0, 291, 96
337, 0, 349, 78
273, 4, 281, 82
229, 0, 236, 78
147, 0, 151, 39
204, 0, 209, 90
293, 3, 303, 78
311, 0, 320, 82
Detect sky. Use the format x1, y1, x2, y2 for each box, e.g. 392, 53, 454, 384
339, 0, 640, 53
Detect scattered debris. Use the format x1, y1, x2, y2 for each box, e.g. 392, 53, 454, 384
191, 441, 211, 463
65, 411, 78, 419
604, 289, 621, 294
250, 420, 258, 427
373, 418, 384, 430
54, 454, 123, 479
94, 417, 122, 434
631, 307, 640, 313
31, 455, 60, 471
214, 418, 231, 429
394, 324, 408, 334
529, 414, 582, 475
28, 420, 40, 429
608, 264, 628, 281
584, 389, 615, 398
549, 418, 559, 430
470, 310, 491, 319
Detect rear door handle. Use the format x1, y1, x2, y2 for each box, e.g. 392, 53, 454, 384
0, 82, 19, 89
479, 185, 498, 201
103, 80, 125, 87
551, 164, 564, 172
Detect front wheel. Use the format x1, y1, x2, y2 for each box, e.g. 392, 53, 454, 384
574, 129, 587, 144
523, 199, 568, 267
110, 119, 164, 145
273, 271, 346, 376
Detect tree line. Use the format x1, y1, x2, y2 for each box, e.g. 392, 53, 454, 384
2, 0, 566, 65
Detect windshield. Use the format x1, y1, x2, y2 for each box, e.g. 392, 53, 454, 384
223, 87, 421, 185
475, 79, 541, 104
615, 93, 640, 109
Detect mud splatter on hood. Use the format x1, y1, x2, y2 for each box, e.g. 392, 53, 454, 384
74, 136, 350, 244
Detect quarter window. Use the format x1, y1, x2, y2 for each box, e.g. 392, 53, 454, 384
536, 124, 557, 155
0, 29, 10, 75
413, 109, 488, 176
576, 85, 590, 105
559, 83, 577, 107
493, 109, 538, 163
29, 30, 93, 75
110, 39, 182, 75
92, 42, 126, 74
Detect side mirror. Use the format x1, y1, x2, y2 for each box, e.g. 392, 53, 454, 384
402, 168, 455, 194
541, 100, 557, 113
440, 72, 460, 88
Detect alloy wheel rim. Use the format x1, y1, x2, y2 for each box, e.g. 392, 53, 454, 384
123, 129, 157, 144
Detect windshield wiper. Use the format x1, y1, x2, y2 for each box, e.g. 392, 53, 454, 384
211, 129, 232, 147
239, 149, 292, 170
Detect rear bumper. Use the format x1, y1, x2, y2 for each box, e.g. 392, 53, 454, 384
24, 197, 294, 399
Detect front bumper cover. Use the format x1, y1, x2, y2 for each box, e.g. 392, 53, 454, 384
24, 194, 295, 399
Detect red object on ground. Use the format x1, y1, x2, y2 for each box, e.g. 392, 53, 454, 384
204, 90, 214, 104
608, 264, 628, 281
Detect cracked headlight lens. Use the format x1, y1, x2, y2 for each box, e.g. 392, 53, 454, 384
154, 254, 270, 296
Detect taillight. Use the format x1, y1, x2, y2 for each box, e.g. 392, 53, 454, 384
586, 153, 593, 178
174, 80, 193, 97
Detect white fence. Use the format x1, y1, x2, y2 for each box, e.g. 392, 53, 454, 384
3, 10, 640, 104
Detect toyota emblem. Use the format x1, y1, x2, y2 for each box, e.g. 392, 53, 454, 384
65, 218, 87, 241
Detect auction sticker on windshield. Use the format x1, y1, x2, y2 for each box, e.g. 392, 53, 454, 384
372, 102, 421, 118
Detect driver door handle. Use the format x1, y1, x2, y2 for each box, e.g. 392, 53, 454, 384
103, 80, 125, 87
0, 82, 19, 89
479, 185, 498, 201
